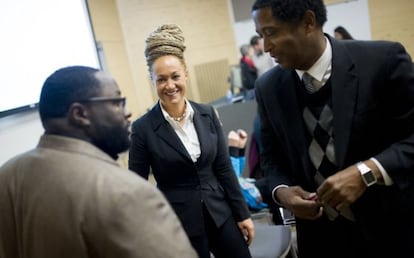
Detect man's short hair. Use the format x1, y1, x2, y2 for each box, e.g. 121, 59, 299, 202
39, 66, 101, 121
252, 0, 327, 28
250, 35, 260, 46
240, 44, 251, 56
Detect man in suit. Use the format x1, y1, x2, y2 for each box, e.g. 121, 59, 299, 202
0, 66, 197, 258
251, 0, 414, 257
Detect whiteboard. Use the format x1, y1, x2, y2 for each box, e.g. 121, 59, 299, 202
0, 0, 100, 116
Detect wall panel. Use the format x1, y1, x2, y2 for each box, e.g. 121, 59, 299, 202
369, 0, 414, 58
115, 0, 238, 114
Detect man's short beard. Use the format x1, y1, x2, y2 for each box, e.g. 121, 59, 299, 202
93, 125, 130, 159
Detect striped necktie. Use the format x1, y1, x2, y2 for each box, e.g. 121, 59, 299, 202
302, 72, 316, 93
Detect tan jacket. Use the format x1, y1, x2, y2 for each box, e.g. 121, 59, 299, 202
0, 134, 197, 258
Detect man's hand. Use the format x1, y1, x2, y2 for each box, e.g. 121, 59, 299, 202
276, 186, 323, 220
316, 160, 381, 211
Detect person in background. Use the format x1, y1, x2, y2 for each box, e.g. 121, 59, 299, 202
248, 115, 284, 225
228, 129, 268, 211
0, 66, 197, 258
248, 115, 264, 180
228, 129, 249, 178
252, 0, 414, 257
334, 25, 354, 40
239, 44, 258, 100
128, 24, 254, 258
250, 35, 276, 77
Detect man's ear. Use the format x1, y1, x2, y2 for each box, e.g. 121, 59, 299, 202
68, 103, 91, 126
303, 10, 317, 33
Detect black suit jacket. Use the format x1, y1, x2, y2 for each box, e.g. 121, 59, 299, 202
255, 36, 414, 251
129, 101, 250, 237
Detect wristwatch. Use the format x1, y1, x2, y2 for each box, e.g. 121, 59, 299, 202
356, 162, 377, 187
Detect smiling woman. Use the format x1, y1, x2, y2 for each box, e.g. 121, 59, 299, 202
0, 0, 100, 118
128, 24, 255, 258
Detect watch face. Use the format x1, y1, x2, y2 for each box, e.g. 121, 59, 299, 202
357, 162, 377, 186
363, 171, 376, 185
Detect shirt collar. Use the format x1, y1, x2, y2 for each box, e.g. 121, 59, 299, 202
296, 36, 332, 82
160, 99, 194, 123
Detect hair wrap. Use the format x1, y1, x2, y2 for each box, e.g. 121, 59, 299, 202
145, 24, 186, 71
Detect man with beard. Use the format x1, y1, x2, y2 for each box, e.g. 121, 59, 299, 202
0, 66, 197, 258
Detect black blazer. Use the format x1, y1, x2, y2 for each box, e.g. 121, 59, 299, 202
255, 36, 414, 249
129, 101, 250, 237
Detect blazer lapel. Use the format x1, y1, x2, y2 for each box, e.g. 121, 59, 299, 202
150, 104, 193, 162
276, 72, 315, 181
192, 104, 212, 164
330, 39, 358, 167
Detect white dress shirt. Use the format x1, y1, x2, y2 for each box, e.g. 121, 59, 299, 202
160, 99, 201, 163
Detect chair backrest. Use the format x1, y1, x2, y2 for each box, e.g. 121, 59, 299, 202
215, 100, 257, 176
249, 221, 292, 258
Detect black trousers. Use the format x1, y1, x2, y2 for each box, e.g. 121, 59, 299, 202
189, 206, 252, 258
295, 215, 378, 258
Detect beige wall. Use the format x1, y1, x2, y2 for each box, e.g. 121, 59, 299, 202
87, 0, 414, 121
87, 0, 142, 120
368, 0, 414, 58
88, 0, 238, 119
322, 0, 414, 57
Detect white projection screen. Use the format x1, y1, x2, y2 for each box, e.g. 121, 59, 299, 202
0, 0, 101, 117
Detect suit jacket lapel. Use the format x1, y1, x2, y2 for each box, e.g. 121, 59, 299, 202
276, 72, 314, 182
330, 39, 358, 167
192, 104, 212, 165
150, 104, 193, 162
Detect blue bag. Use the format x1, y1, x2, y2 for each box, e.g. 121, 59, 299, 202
231, 156, 268, 210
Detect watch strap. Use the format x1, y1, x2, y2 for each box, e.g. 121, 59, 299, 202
357, 162, 377, 187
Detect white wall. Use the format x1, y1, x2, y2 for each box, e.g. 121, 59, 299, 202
323, 0, 371, 40
0, 111, 43, 165
233, 0, 371, 49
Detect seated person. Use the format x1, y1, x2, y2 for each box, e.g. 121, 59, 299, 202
228, 129, 267, 211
